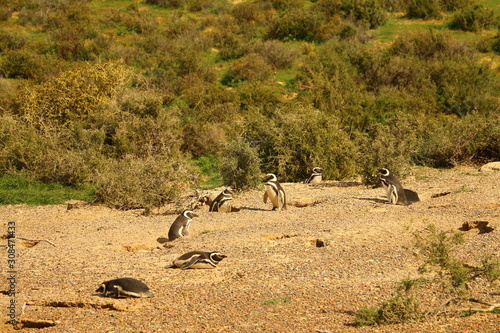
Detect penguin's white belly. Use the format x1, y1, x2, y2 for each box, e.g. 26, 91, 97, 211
309, 175, 322, 184
265, 185, 279, 207
387, 185, 398, 204
218, 200, 232, 213
172, 259, 216, 269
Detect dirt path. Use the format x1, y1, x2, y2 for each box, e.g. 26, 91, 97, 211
1, 166, 499, 332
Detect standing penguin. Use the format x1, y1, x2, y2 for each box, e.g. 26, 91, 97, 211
263, 173, 287, 211
168, 210, 198, 241
304, 167, 323, 184
96, 277, 153, 298
378, 168, 408, 206
210, 188, 233, 212
170, 251, 227, 269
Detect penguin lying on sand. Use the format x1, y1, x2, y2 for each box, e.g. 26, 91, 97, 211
170, 251, 227, 269
96, 277, 153, 298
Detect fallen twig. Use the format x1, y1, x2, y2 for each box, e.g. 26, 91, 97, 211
15, 237, 57, 247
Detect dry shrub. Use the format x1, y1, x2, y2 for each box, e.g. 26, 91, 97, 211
0, 115, 102, 185
119, 90, 163, 118
18, 61, 131, 125
248, 40, 299, 70
230, 1, 273, 24
94, 154, 197, 210
225, 53, 273, 83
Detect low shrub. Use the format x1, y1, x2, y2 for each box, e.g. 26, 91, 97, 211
248, 40, 299, 70
266, 8, 325, 42
219, 138, 262, 190
450, 5, 498, 33
354, 278, 424, 326
94, 154, 198, 210
405, 0, 442, 19
224, 53, 273, 84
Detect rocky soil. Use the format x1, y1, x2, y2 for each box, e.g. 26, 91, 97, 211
1, 166, 499, 333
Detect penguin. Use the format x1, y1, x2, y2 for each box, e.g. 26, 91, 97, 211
170, 251, 227, 269
168, 210, 198, 241
262, 173, 287, 211
378, 168, 408, 206
209, 188, 233, 212
96, 277, 153, 298
304, 167, 323, 184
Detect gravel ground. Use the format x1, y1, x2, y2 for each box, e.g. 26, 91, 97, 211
1, 166, 499, 333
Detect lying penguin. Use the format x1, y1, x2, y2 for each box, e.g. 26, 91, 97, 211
169, 251, 227, 269
96, 277, 153, 298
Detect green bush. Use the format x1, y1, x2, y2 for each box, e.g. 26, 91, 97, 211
354, 278, 424, 326
266, 106, 359, 181
0, 30, 28, 51
450, 5, 498, 33
295, 39, 361, 113
266, 8, 325, 42
340, 0, 387, 29
405, 0, 442, 19
440, 0, 475, 11
237, 81, 288, 112
219, 138, 261, 190
356, 113, 419, 185
389, 30, 471, 60
0, 49, 50, 80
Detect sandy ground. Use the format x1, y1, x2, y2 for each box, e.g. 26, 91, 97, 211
1, 166, 499, 333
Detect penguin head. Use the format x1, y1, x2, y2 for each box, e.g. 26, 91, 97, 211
312, 167, 323, 173
182, 210, 198, 219
262, 173, 277, 182
378, 168, 390, 177
210, 252, 227, 262
96, 283, 106, 294
223, 188, 233, 195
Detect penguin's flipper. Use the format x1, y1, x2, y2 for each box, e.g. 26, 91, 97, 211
181, 254, 202, 269
263, 191, 268, 204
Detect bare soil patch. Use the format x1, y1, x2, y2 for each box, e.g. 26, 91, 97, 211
1, 166, 499, 332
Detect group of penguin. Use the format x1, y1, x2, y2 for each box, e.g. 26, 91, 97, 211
96, 167, 406, 298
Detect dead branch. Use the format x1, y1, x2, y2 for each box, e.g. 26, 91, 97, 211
15, 237, 57, 247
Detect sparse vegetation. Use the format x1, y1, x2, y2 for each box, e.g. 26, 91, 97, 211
355, 224, 500, 327
261, 298, 290, 305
